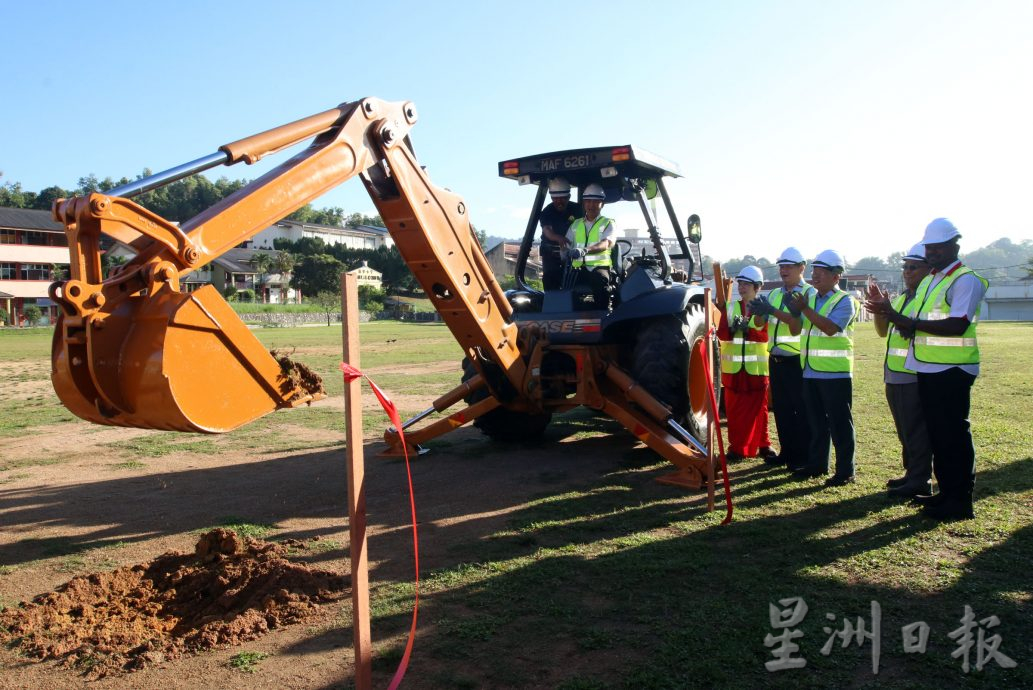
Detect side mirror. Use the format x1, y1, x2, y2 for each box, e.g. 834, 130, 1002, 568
686, 214, 702, 243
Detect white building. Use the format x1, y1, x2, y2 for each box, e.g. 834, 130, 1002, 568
346, 260, 383, 289
982, 281, 1033, 321
249, 220, 392, 251
0, 207, 68, 325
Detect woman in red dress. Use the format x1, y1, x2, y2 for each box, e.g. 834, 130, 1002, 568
718, 266, 774, 461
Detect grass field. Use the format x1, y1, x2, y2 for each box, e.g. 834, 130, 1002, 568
1, 321, 1030, 688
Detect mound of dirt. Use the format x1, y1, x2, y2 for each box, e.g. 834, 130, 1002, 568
0, 529, 348, 678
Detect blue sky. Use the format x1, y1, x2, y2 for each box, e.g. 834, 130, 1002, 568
4, 0, 1031, 265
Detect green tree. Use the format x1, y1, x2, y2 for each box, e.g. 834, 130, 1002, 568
0, 180, 34, 208
288, 204, 342, 226
357, 284, 386, 312
22, 304, 43, 326
345, 212, 385, 228
1025, 257, 1033, 278
291, 254, 342, 297
312, 291, 341, 326
852, 255, 891, 273
273, 250, 296, 303
372, 245, 418, 294
251, 252, 273, 303
33, 186, 71, 210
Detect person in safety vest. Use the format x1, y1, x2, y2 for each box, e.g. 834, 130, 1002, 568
564, 183, 615, 307
867, 219, 987, 521
717, 265, 772, 461
787, 250, 858, 486
865, 243, 933, 498
746, 246, 816, 469
538, 178, 584, 290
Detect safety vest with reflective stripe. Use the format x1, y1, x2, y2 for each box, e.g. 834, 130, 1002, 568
721, 301, 769, 375
800, 289, 856, 373
767, 285, 816, 354
570, 216, 613, 268
912, 265, 987, 365
885, 292, 919, 373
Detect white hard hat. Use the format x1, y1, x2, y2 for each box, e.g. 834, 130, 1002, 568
812, 249, 845, 271
548, 178, 571, 196
582, 183, 606, 201
776, 246, 806, 265
735, 265, 764, 284
921, 218, 961, 245
903, 242, 928, 263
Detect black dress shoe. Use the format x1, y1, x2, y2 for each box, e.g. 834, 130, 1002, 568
758, 446, 779, 460
886, 476, 908, 489
786, 464, 806, 473
887, 482, 932, 498
824, 475, 855, 487
923, 498, 974, 521
792, 468, 826, 479
725, 451, 745, 462
764, 454, 787, 466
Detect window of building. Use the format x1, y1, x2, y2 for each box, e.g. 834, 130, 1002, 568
0, 229, 17, 244
0, 263, 15, 280
21, 263, 52, 280
21, 231, 48, 246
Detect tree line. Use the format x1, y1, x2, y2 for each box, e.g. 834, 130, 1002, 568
0, 173, 379, 228
1, 173, 420, 298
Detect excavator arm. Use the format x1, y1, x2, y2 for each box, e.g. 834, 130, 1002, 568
50, 98, 523, 432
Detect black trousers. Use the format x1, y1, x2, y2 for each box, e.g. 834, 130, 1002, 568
885, 382, 933, 485
802, 377, 855, 478
541, 245, 563, 291
769, 355, 810, 466
917, 367, 977, 498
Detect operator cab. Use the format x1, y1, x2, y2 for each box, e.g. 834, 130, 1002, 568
498, 146, 705, 330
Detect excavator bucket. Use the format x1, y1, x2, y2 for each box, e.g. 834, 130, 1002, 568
52, 283, 324, 433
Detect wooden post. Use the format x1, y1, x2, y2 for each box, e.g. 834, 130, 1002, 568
704, 287, 715, 513
341, 273, 372, 690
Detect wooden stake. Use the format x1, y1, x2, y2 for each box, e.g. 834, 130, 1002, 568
341, 273, 371, 690
705, 287, 715, 513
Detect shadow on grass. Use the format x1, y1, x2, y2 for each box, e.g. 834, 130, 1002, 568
295, 457, 1033, 689
1, 417, 1029, 689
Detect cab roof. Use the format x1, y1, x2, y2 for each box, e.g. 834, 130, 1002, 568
498, 145, 681, 189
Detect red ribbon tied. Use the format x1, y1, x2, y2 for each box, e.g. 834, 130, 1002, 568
340, 361, 419, 690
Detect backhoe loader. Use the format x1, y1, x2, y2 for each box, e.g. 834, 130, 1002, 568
50, 98, 718, 488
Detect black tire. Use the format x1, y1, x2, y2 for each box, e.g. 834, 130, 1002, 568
630, 306, 717, 444
461, 358, 552, 442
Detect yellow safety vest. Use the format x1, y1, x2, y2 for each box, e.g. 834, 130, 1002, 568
721, 301, 769, 375
800, 289, 856, 373
912, 265, 987, 365
767, 285, 815, 353
570, 216, 613, 268
885, 292, 919, 374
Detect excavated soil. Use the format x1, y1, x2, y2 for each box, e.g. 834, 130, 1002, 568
273, 349, 327, 399
0, 529, 348, 679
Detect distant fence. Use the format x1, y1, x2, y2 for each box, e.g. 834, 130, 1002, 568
239, 310, 441, 326
373, 311, 441, 322
240, 311, 372, 327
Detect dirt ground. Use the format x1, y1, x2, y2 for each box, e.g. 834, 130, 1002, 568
0, 400, 683, 689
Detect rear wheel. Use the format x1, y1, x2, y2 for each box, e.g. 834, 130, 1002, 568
461, 358, 552, 442
630, 306, 717, 444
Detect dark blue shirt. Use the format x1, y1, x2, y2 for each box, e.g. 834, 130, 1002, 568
539, 201, 583, 251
